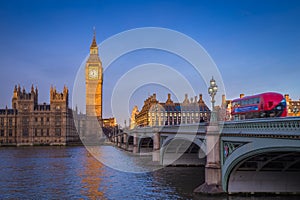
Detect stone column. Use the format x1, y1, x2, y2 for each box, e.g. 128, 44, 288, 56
117, 135, 121, 147
123, 134, 128, 150
111, 136, 114, 143
153, 132, 160, 150
152, 132, 160, 162
133, 133, 139, 154
194, 123, 224, 194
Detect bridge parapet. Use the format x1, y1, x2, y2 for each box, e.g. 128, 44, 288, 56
222, 117, 300, 137
128, 123, 208, 135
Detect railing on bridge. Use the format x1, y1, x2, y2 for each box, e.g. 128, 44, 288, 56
121, 123, 208, 135
114, 117, 300, 137
222, 117, 300, 137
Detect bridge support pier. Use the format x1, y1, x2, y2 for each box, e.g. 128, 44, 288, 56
133, 133, 139, 153
194, 124, 224, 194
117, 135, 121, 147
123, 134, 128, 150
152, 133, 160, 162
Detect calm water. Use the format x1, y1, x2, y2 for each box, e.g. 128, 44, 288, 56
0, 146, 299, 200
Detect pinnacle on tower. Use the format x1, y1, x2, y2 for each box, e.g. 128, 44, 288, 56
183, 94, 190, 105
90, 27, 98, 48
31, 84, 34, 93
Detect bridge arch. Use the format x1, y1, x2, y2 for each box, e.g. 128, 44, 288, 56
127, 135, 134, 145
222, 138, 300, 193
138, 137, 153, 153
161, 137, 206, 166
125, 135, 134, 151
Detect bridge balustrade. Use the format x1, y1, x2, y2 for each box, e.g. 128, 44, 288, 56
222, 117, 300, 137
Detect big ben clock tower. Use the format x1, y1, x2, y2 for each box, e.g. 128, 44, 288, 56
85, 30, 103, 122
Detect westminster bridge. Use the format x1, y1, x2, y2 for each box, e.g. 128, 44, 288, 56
110, 117, 300, 194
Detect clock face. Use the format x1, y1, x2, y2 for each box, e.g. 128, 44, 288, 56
88, 68, 98, 79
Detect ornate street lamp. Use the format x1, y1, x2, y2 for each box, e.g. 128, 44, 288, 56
155, 104, 159, 126
208, 76, 218, 122
293, 106, 299, 116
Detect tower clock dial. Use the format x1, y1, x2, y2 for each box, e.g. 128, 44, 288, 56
88, 67, 98, 79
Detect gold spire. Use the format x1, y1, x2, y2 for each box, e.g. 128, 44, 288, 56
90, 27, 98, 48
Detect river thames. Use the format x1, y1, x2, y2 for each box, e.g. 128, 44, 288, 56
0, 146, 299, 200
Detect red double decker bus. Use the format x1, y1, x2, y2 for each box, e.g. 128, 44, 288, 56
231, 92, 287, 120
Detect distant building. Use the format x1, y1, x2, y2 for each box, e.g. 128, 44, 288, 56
103, 117, 117, 127
130, 106, 139, 129
130, 93, 210, 128
285, 94, 300, 116
0, 85, 79, 146
220, 94, 245, 121
220, 94, 232, 121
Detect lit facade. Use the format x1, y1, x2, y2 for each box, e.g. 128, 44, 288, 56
0, 85, 79, 146
220, 94, 233, 121
131, 93, 210, 128
103, 117, 117, 127
285, 94, 300, 116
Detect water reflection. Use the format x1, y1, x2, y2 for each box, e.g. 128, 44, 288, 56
85, 145, 162, 173
0, 146, 299, 200
78, 146, 202, 199
152, 166, 205, 199
79, 149, 105, 199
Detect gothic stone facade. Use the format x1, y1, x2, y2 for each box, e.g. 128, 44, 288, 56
0, 85, 79, 146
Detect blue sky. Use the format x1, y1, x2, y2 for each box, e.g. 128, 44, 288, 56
0, 0, 300, 123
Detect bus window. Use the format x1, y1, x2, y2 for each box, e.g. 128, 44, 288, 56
241, 100, 245, 106
256, 98, 260, 104
245, 99, 249, 105
249, 98, 254, 105
234, 115, 239, 120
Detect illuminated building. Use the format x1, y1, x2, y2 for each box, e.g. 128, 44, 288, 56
285, 94, 300, 116
0, 85, 78, 146
102, 118, 117, 127
131, 93, 210, 128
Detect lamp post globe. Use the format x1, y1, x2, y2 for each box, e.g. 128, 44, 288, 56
208, 76, 218, 122
293, 106, 299, 116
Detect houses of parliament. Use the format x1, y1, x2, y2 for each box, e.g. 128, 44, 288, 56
0, 32, 115, 146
